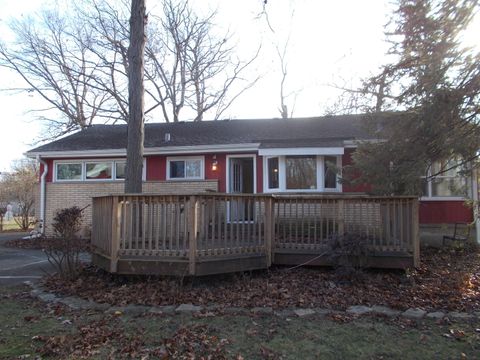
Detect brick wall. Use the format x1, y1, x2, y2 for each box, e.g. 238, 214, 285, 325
41, 180, 218, 236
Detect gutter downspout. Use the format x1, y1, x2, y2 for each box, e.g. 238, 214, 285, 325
37, 155, 48, 235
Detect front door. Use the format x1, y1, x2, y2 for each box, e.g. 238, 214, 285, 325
228, 157, 254, 221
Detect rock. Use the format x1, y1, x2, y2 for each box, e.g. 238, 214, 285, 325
223, 307, 248, 315
447, 312, 475, 321
175, 304, 203, 313
58, 297, 93, 311
402, 308, 426, 320
347, 305, 372, 315
159, 305, 176, 315
123, 305, 151, 315
293, 308, 316, 317
106, 306, 126, 315
426, 311, 445, 320
251, 307, 273, 315
148, 307, 165, 315
371, 305, 401, 317
29, 289, 42, 297
89, 302, 110, 311
274, 309, 295, 318
206, 305, 220, 312
313, 308, 332, 317
37, 293, 59, 303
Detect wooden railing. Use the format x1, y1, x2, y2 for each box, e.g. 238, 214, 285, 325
92, 194, 419, 274
273, 195, 419, 256
92, 194, 273, 273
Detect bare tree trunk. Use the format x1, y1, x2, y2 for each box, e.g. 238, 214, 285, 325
125, 0, 147, 194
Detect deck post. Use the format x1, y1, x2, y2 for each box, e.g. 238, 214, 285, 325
337, 199, 345, 236
265, 196, 274, 266
412, 198, 420, 268
110, 196, 120, 273
188, 196, 198, 275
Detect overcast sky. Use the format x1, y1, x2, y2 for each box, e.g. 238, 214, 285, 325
0, 0, 478, 172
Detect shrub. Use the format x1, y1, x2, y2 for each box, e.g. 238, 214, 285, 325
44, 206, 89, 280
326, 233, 371, 281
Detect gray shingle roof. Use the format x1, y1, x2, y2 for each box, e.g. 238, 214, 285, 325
27, 114, 385, 154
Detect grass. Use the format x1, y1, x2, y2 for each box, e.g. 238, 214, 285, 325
0, 286, 479, 359
0, 218, 33, 232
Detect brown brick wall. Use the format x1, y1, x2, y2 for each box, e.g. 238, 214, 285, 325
41, 180, 218, 236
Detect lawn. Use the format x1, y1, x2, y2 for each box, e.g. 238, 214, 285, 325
1, 286, 479, 359
0, 218, 33, 232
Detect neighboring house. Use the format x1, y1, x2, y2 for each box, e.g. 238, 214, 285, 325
26, 114, 476, 239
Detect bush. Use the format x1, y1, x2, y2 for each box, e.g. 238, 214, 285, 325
326, 233, 371, 281
44, 206, 89, 280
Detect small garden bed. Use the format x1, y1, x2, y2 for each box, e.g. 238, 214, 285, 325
43, 246, 480, 312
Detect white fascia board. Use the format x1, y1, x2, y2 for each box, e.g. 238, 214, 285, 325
25, 143, 261, 159
258, 147, 345, 156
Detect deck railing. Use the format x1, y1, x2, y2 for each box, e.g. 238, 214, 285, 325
273, 195, 419, 254
92, 193, 419, 274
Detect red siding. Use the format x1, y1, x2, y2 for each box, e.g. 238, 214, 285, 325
146, 156, 166, 180
342, 148, 371, 193
205, 154, 226, 192
40, 159, 54, 183
419, 201, 473, 224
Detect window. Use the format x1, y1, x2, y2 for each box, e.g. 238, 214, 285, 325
267, 157, 279, 189
286, 156, 317, 190
167, 157, 203, 180
422, 159, 469, 198
86, 162, 112, 180
56, 163, 82, 181
264, 155, 342, 192
324, 156, 338, 189
54, 159, 141, 182
115, 161, 126, 180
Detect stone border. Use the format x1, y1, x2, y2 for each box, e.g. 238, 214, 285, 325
24, 281, 480, 323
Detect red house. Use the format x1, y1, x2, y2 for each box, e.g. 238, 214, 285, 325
26, 114, 476, 243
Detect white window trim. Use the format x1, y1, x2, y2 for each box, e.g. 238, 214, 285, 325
263, 155, 342, 193
226, 154, 257, 194
166, 156, 205, 181
420, 161, 471, 201
54, 161, 84, 182
53, 159, 146, 182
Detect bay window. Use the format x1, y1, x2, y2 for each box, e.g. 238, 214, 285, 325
267, 157, 279, 189
265, 155, 341, 192
286, 156, 317, 189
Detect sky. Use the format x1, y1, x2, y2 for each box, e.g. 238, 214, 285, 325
0, 0, 478, 172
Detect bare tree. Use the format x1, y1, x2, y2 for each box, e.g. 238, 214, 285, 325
0, 159, 38, 231
125, 0, 147, 194
146, 0, 260, 122
0, 10, 112, 140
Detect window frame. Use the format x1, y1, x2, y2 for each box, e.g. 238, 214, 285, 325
53, 159, 145, 182
264, 155, 342, 193
54, 162, 84, 182
420, 160, 471, 201
166, 156, 205, 181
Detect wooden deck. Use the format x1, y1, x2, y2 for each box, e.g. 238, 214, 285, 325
91, 193, 420, 275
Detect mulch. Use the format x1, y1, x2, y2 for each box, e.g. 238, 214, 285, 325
42, 245, 480, 312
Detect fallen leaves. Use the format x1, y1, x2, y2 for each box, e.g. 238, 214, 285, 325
43, 246, 480, 313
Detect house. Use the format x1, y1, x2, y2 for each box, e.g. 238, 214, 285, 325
26, 114, 476, 244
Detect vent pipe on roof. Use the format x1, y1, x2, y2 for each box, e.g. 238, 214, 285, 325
165, 133, 171, 142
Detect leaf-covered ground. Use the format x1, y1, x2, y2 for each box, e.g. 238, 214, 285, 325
1, 285, 480, 359
44, 246, 480, 312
